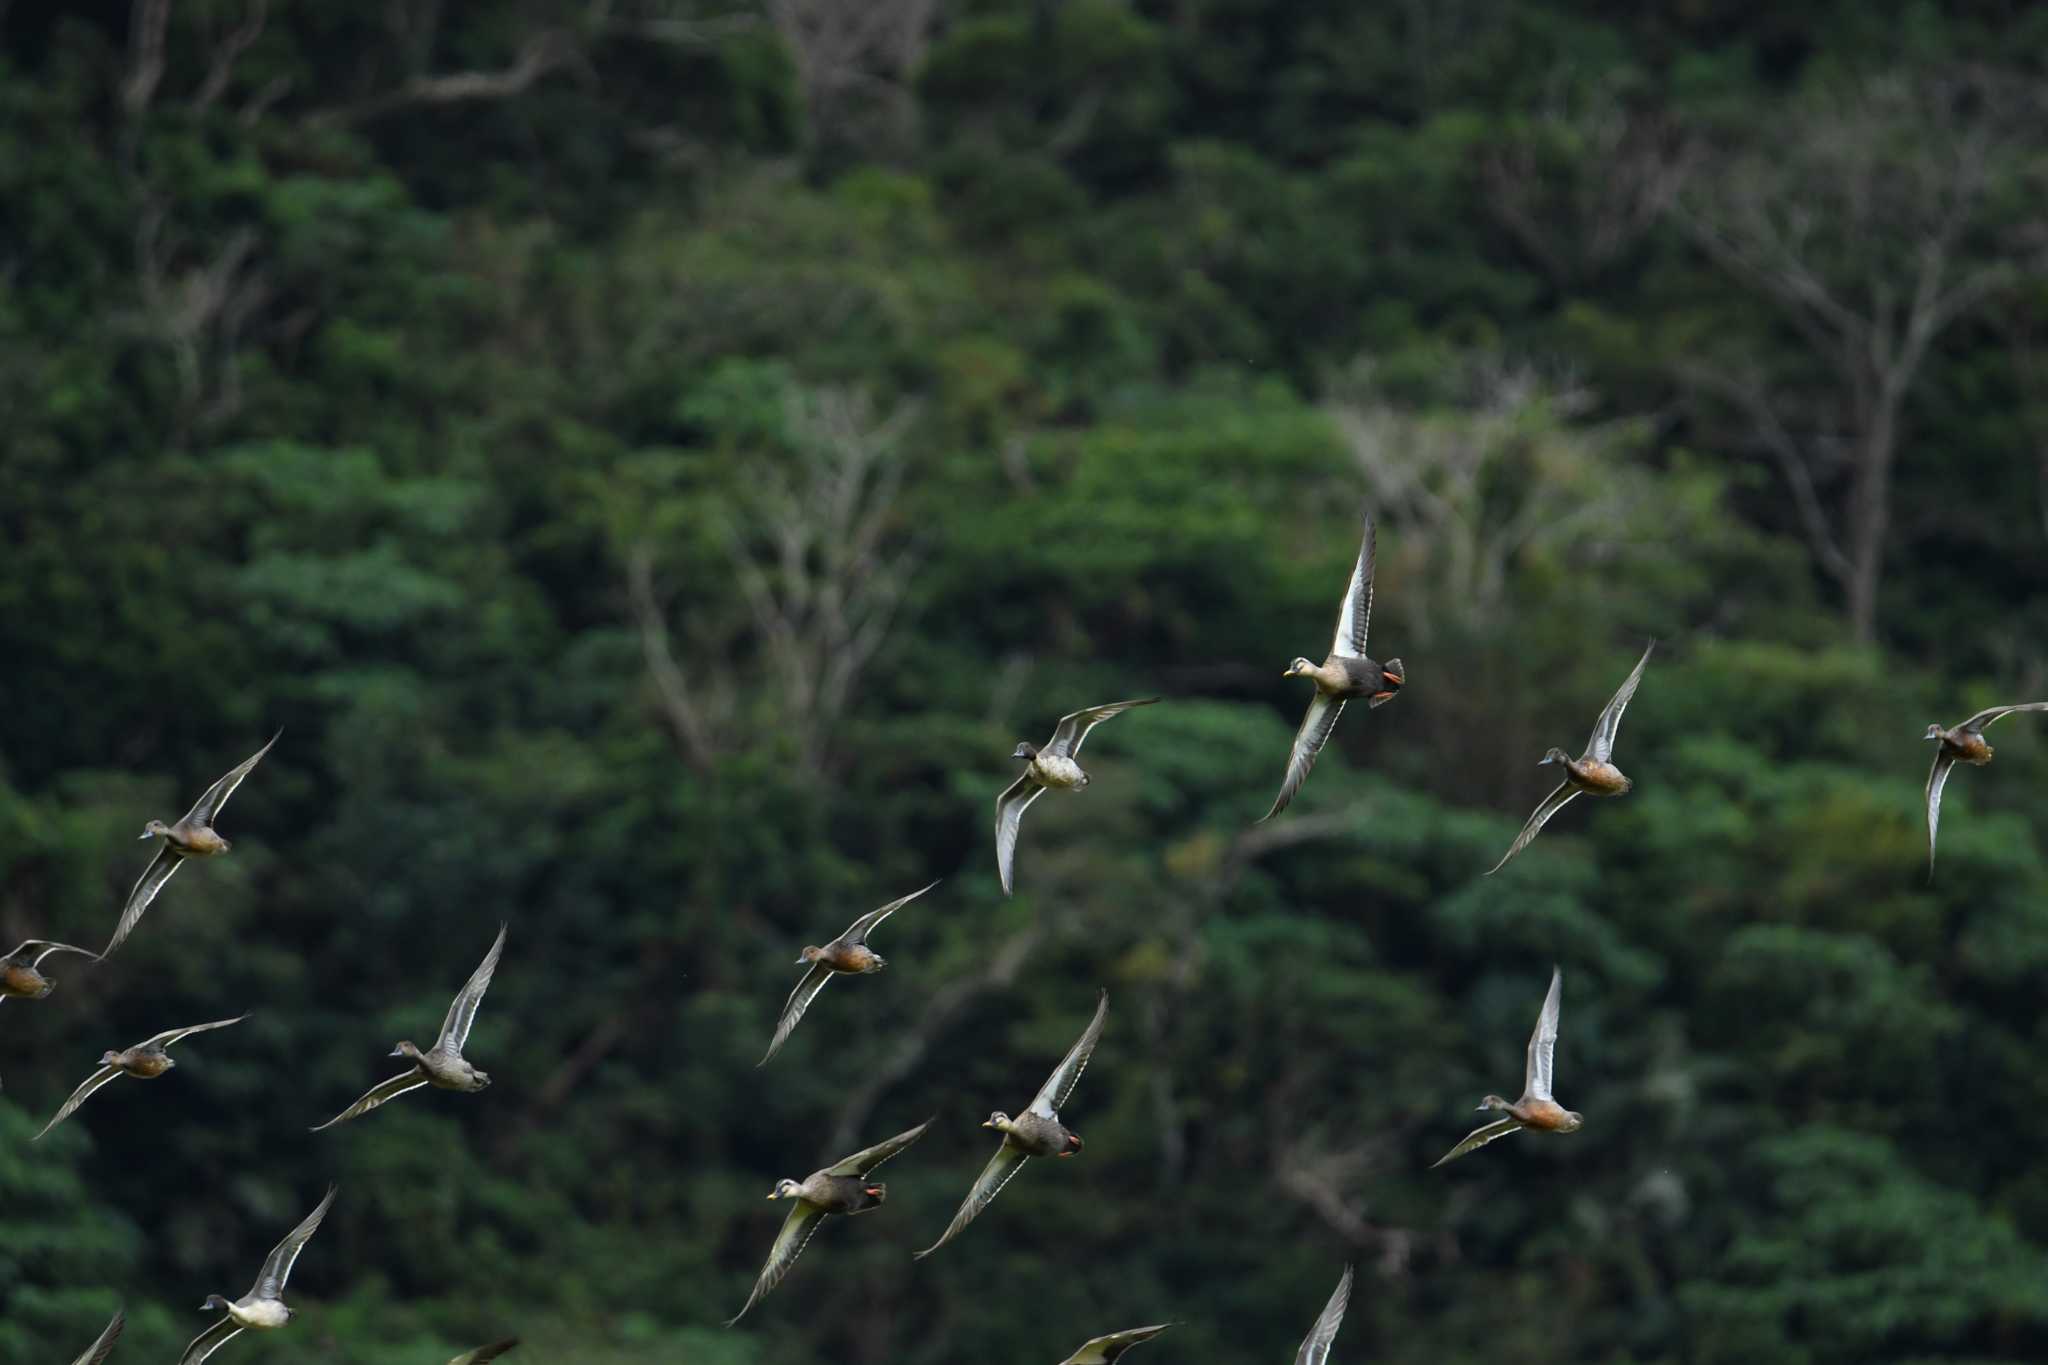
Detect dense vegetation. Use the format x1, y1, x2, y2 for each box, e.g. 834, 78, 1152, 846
4, 2, 2048, 1361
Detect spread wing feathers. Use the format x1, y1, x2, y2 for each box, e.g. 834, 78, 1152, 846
438, 923, 508, 1055
1525, 968, 1563, 1101
1059, 1324, 1175, 1364
1483, 783, 1582, 876
1330, 513, 1377, 660
726, 1203, 830, 1325
913, 1144, 1029, 1260
823, 1117, 934, 1177
841, 879, 938, 946
108, 845, 182, 955
33, 1066, 124, 1141
1260, 694, 1345, 824
251, 1184, 335, 1302
1960, 701, 2048, 733
759, 963, 835, 1066
1030, 989, 1109, 1118
175, 1317, 243, 1365
183, 730, 280, 827
17, 940, 101, 969
311, 1071, 430, 1131
994, 773, 1047, 896
1585, 640, 1655, 763
1429, 1117, 1524, 1169
1047, 698, 1158, 759
449, 1341, 521, 1365
68, 1308, 125, 1365
1925, 752, 1956, 877
1295, 1264, 1354, 1365
143, 1013, 249, 1052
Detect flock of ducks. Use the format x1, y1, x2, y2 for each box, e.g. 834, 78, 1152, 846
15, 509, 2042, 1363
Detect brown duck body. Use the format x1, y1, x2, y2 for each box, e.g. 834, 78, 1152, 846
161, 820, 231, 857
1503, 1096, 1580, 1132
810, 940, 885, 975
0, 961, 53, 999
114, 1044, 176, 1079
997, 1109, 1084, 1158
1561, 755, 1632, 796
1939, 729, 1995, 765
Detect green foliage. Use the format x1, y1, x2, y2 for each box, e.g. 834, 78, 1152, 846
2, 1, 2046, 1362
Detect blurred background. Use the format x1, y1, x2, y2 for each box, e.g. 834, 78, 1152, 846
4, 1, 2048, 1361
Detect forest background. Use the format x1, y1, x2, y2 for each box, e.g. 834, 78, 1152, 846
4, 1, 2048, 1361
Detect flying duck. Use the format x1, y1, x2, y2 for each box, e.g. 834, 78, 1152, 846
727, 1117, 934, 1324
1923, 702, 2048, 876
1056, 1324, 1173, 1363
1485, 641, 1653, 875
1263, 511, 1404, 822
759, 881, 938, 1066
177, 1185, 335, 1364
1431, 967, 1582, 1168
35, 1014, 247, 1140
997, 701, 1158, 895
916, 989, 1107, 1259
312, 924, 505, 1131
108, 732, 279, 955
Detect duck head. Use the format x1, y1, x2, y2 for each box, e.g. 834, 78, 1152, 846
1012, 742, 1039, 762
99, 1049, 123, 1067
767, 1178, 804, 1201
200, 1294, 232, 1312
1923, 723, 1946, 741
1476, 1094, 1512, 1113
797, 946, 824, 966
1282, 657, 1317, 679
139, 819, 171, 840
389, 1040, 424, 1061
1537, 747, 1572, 767
982, 1110, 1013, 1133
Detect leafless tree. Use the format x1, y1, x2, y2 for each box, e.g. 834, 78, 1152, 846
1331, 356, 1656, 643
765, 0, 940, 154
1671, 70, 2048, 640
630, 385, 922, 777
1481, 77, 1698, 285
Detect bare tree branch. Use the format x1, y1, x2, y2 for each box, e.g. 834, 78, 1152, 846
122, 0, 172, 117
192, 0, 270, 110
626, 544, 720, 773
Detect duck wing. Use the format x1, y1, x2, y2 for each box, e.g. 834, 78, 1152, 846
1960, 701, 2048, 733
823, 1116, 934, 1177
1259, 693, 1344, 824
107, 843, 181, 955
143, 1013, 249, 1052
1482, 782, 1581, 876
311, 1071, 431, 1131
1046, 698, 1158, 759
758, 962, 835, 1067
1428, 1117, 1523, 1169
1058, 1324, 1174, 1364
726, 1201, 829, 1325
1330, 512, 1376, 660
1925, 750, 1956, 878
249, 1184, 335, 1301
180, 730, 280, 828
436, 923, 507, 1056
995, 772, 1047, 897
175, 1317, 242, 1365
448, 1341, 520, 1364
1584, 640, 1655, 763
1294, 1264, 1354, 1365
1029, 988, 1108, 1119
68, 1308, 125, 1365
840, 879, 938, 946
33, 1065, 124, 1142
23, 940, 101, 970
912, 1142, 1028, 1260
1525, 967, 1563, 1101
